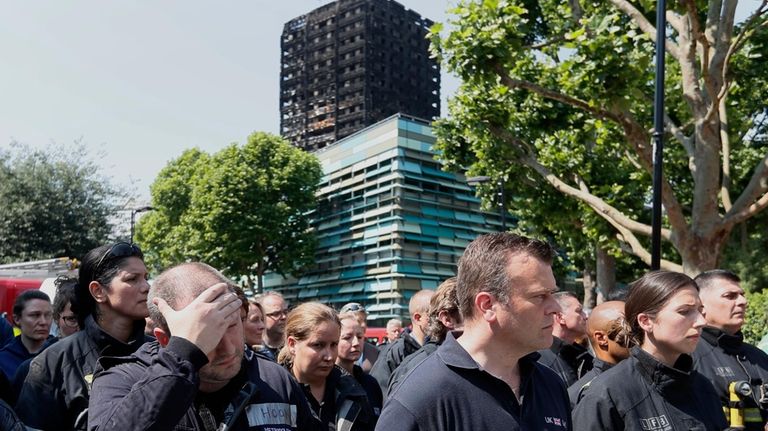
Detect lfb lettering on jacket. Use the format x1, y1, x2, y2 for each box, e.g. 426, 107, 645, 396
245, 403, 297, 428
640, 415, 671, 431
714, 366, 735, 377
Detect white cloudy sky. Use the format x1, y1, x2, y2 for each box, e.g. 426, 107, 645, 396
0, 1, 458, 204
0, 1, 754, 205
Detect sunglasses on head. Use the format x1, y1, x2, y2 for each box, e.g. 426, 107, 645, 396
341, 303, 365, 313
94, 242, 143, 272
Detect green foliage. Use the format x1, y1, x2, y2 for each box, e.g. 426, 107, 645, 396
744, 290, 768, 345
721, 211, 768, 293
431, 0, 768, 275
136, 133, 323, 291
0, 142, 124, 262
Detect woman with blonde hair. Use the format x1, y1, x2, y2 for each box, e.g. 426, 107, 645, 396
278, 302, 374, 431
336, 312, 382, 419
243, 299, 266, 350
572, 271, 727, 430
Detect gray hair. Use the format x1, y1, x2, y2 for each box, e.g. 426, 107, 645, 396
148, 262, 236, 335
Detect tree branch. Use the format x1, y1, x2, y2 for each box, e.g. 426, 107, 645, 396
664, 111, 694, 161
518, 153, 673, 241
724, 153, 768, 226
720, 97, 733, 212
492, 66, 691, 243
666, 10, 685, 36
606, 214, 684, 272
676, 1, 709, 119
718, 1, 768, 109
703, 0, 739, 123
494, 66, 622, 123
724, 191, 768, 227
608, 0, 683, 61
624, 150, 643, 170
568, 0, 584, 22
615, 111, 690, 240
524, 35, 570, 51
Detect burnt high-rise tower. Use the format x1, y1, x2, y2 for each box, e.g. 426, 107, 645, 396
280, 0, 440, 152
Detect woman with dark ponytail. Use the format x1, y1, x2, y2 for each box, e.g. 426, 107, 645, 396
572, 270, 727, 430
16, 242, 150, 430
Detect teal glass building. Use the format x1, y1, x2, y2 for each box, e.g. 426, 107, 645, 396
266, 114, 507, 324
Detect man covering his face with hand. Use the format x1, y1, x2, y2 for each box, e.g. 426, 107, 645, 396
88, 262, 317, 431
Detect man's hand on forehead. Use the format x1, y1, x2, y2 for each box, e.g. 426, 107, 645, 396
154, 282, 243, 355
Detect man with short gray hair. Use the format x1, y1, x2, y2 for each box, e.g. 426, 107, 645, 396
88, 262, 316, 431
384, 319, 402, 345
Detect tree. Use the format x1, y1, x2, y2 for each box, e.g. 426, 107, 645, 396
431, 0, 768, 275
0, 142, 124, 262
136, 132, 323, 293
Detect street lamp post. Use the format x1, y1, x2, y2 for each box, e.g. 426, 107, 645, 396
467, 176, 507, 231
651, 0, 667, 270
130, 206, 154, 244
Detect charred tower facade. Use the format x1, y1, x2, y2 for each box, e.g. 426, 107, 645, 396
280, 0, 440, 152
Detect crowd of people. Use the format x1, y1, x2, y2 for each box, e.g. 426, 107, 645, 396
0, 233, 765, 430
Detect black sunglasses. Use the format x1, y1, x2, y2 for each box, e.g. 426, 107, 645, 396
94, 242, 143, 272
341, 303, 365, 313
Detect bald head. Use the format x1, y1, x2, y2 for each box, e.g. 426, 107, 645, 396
587, 301, 624, 335
409, 289, 435, 317
408, 289, 435, 345
148, 262, 235, 334
586, 301, 629, 364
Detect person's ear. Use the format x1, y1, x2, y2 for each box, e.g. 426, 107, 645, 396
154, 328, 170, 347
593, 330, 609, 349
89, 281, 107, 304
555, 312, 566, 325
12, 314, 20, 327
437, 310, 455, 330
637, 313, 653, 334
475, 292, 495, 321
413, 312, 423, 324
287, 336, 297, 355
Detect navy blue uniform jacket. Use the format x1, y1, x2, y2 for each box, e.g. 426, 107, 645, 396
88, 337, 317, 431
573, 347, 728, 430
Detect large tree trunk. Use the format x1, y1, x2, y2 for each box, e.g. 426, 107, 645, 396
678, 226, 732, 276
253, 263, 265, 294
244, 274, 257, 297
582, 257, 597, 310
596, 246, 616, 303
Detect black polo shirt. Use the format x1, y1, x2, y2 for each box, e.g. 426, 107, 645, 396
375, 332, 572, 431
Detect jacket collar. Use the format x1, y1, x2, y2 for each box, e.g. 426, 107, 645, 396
550, 336, 590, 362
701, 326, 743, 354
402, 332, 423, 349
632, 346, 692, 397
592, 357, 615, 372
84, 314, 147, 356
